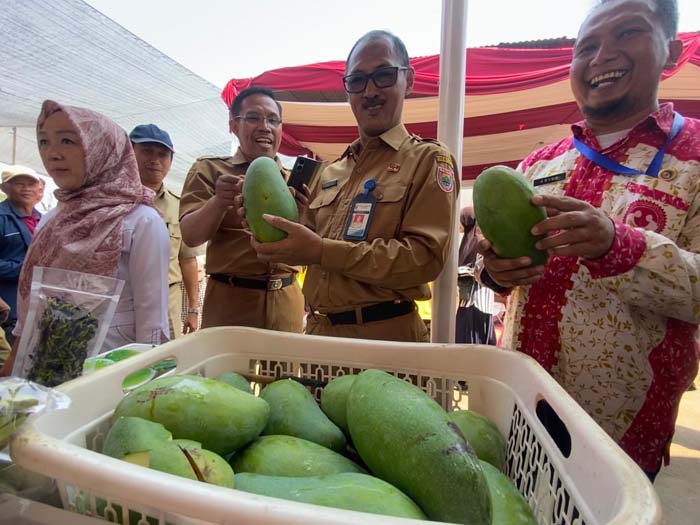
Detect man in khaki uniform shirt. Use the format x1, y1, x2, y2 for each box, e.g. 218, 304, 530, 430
179, 88, 305, 332
130, 124, 204, 339
245, 31, 459, 342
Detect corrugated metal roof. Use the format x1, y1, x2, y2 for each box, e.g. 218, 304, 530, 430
0, 0, 232, 191
495, 36, 576, 48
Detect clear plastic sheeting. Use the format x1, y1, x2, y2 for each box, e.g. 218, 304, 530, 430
0, 0, 231, 192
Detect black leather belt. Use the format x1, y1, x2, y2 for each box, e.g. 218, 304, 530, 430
318, 301, 416, 326
210, 273, 295, 291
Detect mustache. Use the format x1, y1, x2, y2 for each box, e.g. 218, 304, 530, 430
362, 96, 384, 107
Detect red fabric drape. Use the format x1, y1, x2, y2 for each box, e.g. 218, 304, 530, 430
221, 32, 700, 106
220, 32, 700, 177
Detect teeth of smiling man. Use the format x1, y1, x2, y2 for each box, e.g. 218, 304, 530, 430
255, 138, 272, 144
590, 70, 627, 87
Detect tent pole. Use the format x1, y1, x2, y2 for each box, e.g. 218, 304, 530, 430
12, 127, 17, 164
432, 0, 468, 344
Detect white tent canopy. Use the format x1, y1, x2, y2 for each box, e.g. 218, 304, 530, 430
0, 0, 232, 192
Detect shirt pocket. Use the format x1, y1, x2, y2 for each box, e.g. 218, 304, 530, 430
309, 184, 343, 210
2, 231, 25, 251
367, 181, 409, 239
308, 184, 348, 238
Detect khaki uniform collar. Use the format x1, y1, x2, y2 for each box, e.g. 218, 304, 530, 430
378, 123, 410, 151
155, 184, 166, 199
342, 124, 409, 159
231, 147, 285, 169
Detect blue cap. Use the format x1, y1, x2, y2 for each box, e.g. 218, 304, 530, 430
129, 124, 174, 152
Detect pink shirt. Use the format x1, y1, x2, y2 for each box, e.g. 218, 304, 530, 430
21, 214, 40, 236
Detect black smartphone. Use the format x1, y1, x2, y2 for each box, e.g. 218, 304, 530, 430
287, 156, 323, 193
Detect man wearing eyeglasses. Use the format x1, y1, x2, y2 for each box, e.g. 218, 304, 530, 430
243, 30, 459, 342
179, 87, 305, 332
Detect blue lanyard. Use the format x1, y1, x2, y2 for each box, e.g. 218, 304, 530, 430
573, 112, 684, 178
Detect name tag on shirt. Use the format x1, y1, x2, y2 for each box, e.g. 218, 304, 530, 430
533, 172, 566, 187
343, 197, 376, 241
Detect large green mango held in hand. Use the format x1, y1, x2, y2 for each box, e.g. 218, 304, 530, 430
473, 165, 548, 266
243, 156, 299, 242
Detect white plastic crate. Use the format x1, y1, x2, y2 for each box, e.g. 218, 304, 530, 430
0, 494, 106, 525
9, 327, 661, 525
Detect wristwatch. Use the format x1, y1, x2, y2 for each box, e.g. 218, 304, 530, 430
187, 308, 200, 315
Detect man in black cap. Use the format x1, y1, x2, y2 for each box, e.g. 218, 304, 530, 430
129, 124, 204, 339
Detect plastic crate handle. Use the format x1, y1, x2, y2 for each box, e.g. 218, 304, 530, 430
536, 398, 572, 458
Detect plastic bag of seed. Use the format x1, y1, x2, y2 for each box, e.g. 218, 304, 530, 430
11, 267, 124, 387
0, 377, 71, 449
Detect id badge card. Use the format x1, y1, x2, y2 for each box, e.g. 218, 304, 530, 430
343, 180, 377, 241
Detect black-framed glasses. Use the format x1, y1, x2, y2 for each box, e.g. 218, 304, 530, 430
343, 66, 410, 94
234, 114, 282, 128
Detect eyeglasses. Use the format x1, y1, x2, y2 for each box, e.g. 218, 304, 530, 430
234, 114, 282, 128
342, 66, 410, 94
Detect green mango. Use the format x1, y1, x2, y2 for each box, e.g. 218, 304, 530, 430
216, 372, 253, 394
347, 369, 491, 525
320, 374, 357, 435
233, 435, 365, 477
123, 441, 197, 481
102, 417, 171, 459
171, 438, 202, 449
243, 156, 298, 242
113, 375, 270, 456
106, 418, 233, 488
260, 379, 346, 453
480, 460, 537, 525
235, 472, 426, 520
184, 447, 235, 488
448, 409, 507, 470
473, 165, 548, 266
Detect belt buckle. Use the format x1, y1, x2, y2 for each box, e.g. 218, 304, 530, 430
268, 278, 283, 291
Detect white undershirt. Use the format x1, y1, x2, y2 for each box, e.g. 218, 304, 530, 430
595, 128, 632, 149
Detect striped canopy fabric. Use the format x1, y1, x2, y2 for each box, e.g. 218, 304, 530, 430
222, 33, 700, 180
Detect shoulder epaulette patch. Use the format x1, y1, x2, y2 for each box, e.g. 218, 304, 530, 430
413, 135, 441, 145
197, 155, 229, 161
435, 155, 455, 193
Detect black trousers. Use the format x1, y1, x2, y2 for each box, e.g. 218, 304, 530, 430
455, 305, 495, 345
